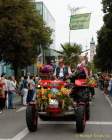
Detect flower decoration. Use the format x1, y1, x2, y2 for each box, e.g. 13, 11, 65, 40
37, 84, 71, 108
39, 65, 53, 73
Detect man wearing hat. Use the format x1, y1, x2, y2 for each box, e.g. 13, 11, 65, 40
54, 59, 72, 80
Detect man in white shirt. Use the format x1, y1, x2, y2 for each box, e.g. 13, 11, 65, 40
54, 59, 72, 80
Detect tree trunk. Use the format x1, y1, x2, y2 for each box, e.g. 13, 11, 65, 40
13, 66, 20, 82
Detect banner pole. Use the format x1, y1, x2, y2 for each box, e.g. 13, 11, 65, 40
69, 29, 71, 45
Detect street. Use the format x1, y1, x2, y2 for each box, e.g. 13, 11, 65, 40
0, 88, 112, 140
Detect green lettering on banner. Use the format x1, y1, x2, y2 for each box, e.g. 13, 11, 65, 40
69, 13, 91, 30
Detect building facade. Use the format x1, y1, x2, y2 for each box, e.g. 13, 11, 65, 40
35, 1, 56, 64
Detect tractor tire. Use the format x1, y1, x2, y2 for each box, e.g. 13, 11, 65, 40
26, 105, 38, 132
76, 106, 86, 133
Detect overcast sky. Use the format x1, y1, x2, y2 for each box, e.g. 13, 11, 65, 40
35, 0, 104, 50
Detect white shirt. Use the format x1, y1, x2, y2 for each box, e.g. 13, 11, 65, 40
59, 68, 64, 77
8, 80, 16, 91
54, 66, 72, 78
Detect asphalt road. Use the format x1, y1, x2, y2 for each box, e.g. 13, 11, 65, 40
1, 88, 112, 140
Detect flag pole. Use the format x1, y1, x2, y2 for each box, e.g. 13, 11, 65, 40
69, 28, 71, 45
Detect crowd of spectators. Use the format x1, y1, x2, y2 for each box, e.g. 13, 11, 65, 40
98, 73, 112, 96
0, 74, 38, 114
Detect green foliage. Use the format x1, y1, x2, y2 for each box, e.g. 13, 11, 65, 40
94, 0, 112, 72
102, 0, 112, 13
61, 43, 82, 68
0, 0, 52, 76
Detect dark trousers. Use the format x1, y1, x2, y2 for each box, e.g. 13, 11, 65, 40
27, 89, 35, 103
0, 98, 5, 111
4, 91, 7, 108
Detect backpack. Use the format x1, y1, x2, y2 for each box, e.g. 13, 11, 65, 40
22, 80, 28, 89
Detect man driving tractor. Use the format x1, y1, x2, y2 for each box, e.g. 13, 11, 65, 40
54, 58, 72, 80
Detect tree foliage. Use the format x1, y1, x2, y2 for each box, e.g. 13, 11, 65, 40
94, 0, 112, 72
61, 43, 82, 68
0, 0, 52, 77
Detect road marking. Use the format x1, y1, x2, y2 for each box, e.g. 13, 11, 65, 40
87, 121, 112, 125
12, 128, 29, 140
104, 95, 112, 109
0, 139, 11, 140
0, 128, 29, 140
39, 121, 112, 125
16, 107, 26, 112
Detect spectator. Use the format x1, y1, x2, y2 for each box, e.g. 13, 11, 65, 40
18, 76, 24, 104
99, 74, 104, 90
21, 76, 28, 106
27, 76, 36, 103
104, 74, 109, 95
7, 76, 17, 109
1, 74, 8, 108
108, 75, 112, 96
0, 77, 5, 113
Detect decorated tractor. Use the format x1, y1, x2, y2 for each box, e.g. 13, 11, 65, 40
26, 76, 96, 133
26, 60, 96, 133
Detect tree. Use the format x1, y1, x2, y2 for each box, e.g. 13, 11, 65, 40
94, 0, 112, 72
61, 43, 82, 68
0, 0, 52, 78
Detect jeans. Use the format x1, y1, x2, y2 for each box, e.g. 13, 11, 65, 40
21, 88, 28, 105
8, 92, 14, 109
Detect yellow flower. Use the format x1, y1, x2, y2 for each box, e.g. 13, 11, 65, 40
48, 94, 52, 98
41, 88, 45, 94
57, 92, 61, 96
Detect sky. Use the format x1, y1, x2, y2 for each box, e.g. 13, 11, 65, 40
35, 0, 104, 50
